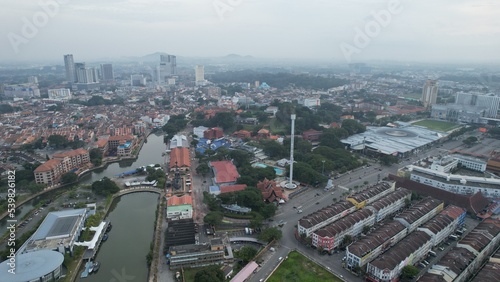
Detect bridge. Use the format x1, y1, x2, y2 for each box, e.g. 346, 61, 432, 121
229, 237, 267, 245
116, 186, 164, 197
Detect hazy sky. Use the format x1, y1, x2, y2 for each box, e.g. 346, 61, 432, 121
1, 0, 499, 64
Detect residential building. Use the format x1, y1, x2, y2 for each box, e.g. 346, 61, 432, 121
107, 135, 136, 157
195, 65, 205, 86
470, 248, 500, 282
302, 98, 321, 108
34, 148, 90, 185
366, 231, 433, 282
298, 201, 356, 237
167, 195, 193, 220
64, 54, 76, 83
422, 79, 439, 108
100, 63, 114, 80
346, 220, 407, 268
420, 219, 500, 282
312, 209, 376, 252
347, 182, 395, 209
417, 205, 466, 247
48, 88, 72, 100
210, 160, 239, 186
232, 130, 251, 139
394, 197, 444, 232
366, 188, 411, 223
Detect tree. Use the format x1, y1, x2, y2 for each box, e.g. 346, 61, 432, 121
401, 265, 419, 280
193, 265, 224, 282
258, 227, 282, 243
342, 235, 353, 246
204, 211, 223, 226
341, 119, 366, 136
463, 136, 478, 147
249, 215, 263, 229
91, 177, 120, 196
61, 172, 78, 184
380, 155, 399, 166
89, 148, 103, 166
48, 134, 69, 148
362, 225, 371, 235
196, 163, 211, 177
237, 246, 258, 264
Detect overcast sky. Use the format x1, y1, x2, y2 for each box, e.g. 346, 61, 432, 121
1, 0, 499, 64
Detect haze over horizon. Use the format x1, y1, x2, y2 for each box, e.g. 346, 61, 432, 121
1, 0, 499, 65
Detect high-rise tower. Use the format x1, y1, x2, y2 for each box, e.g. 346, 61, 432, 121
64, 54, 75, 83
195, 65, 205, 86
421, 79, 439, 108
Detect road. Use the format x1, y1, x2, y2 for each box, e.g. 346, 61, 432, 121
250, 135, 473, 282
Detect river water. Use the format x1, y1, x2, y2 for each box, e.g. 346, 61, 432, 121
80, 133, 168, 183
78, 192, 159, 282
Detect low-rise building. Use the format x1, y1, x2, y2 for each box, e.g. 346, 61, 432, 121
470, 248, 500, 282
366, 188, 411, 223
312, 209, 375, 252
366, 231, 433, 282
167, 195, 193, 220
210, 160, 239, 186
417, 205, 466, 247
394, 197, 444, 233
419, 219, 500, 282
169, 147, 191, 172
256, 178, 286, 203
204, 127, 224, 139
347, 182, 395, 209
298, 201, 356, 237
302, 129, 323, 142
346, 220, 407, 268
167, 242, 225, 269
34, 148, 90, 185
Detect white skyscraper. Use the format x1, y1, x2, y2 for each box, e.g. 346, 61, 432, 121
64, 54, 75, 83
422, 79, 439, 107
195, 65, 205, 86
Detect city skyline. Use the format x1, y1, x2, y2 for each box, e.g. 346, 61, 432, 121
1, 0, 500, 64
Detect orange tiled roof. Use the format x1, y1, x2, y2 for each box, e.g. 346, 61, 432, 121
34, 159, 61, 173
95, 139, 108, 148
169, 147, 191, 168
108, 135, 134, 141
53, 148, 88, 158
210, 160, 239, 184
167, 195, 193, 206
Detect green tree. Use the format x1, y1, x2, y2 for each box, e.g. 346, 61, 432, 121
342, 235, 353, 246
258, 227, 282, 243
204, 211, 223, 226
194, 265, 224, 282
463, 136, 478, 146
196, 163, 211, 177
237, 246, 258, 264
380, 155, 399, 166
362, 225, 371, 235
401, 265, 419, 280
91, 177, 120, 196
89, 148, 103, 166
48, 134, 69, 148
61, 172, 78, 184
341, 119, 366, 135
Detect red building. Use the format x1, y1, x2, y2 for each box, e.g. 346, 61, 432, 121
302, 129, 323, 142
204, 127, 224, 139
256, 178, 286, 203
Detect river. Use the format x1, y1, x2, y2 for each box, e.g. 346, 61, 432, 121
78, 192, 159, 282
80, 133, 168, 183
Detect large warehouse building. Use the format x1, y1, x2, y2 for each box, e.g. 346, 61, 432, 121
0, 250, 64, 282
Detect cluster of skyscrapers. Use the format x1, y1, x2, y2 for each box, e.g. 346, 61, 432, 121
64, 54, 114, 89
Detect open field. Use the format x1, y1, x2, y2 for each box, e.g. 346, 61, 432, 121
412, 119, 461, 132
268, 251, 342, 282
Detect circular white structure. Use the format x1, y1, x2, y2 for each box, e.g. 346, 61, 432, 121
280, 180, 298, 190
0, 250, 64, 282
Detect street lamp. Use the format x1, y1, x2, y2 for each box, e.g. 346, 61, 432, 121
322, 160, 325, 175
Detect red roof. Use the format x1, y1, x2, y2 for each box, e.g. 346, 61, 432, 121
257, 178, 286, 203
34, 159, 61, 172
220, 184, 247, 194
108, 135, 134, 141
210, 160, 239, 184
167, 195, 193, 206
169, 147, 191, 169
53, 148, 88, 158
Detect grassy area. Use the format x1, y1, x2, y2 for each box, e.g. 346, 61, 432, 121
182, 266, 211, 282
412, 119, 461, 132
268, 251, 342, 282
269, 118, 287, 134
